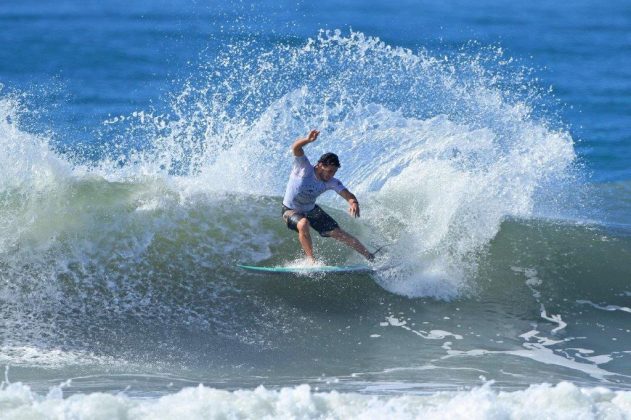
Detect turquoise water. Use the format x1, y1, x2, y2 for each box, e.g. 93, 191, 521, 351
1, 0, 630, 418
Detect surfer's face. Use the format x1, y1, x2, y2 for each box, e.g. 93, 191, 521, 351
315, 164, 338, 181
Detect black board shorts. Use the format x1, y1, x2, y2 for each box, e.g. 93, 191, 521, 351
282, 205, 339, 237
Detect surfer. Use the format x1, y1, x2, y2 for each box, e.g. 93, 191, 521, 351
282, 129, 375, 263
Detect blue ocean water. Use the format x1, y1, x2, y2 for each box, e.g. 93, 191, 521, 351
1, 0, 630, 418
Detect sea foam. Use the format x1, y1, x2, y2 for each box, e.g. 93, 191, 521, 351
0, 381, 629, 419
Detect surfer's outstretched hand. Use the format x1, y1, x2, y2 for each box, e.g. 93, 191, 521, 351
349, 200, 360, 218
307, 129, 320, 143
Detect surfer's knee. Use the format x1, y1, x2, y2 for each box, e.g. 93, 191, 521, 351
297, 217, 310, 232
326, 228, 343, 238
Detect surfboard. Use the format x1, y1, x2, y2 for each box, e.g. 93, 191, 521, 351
237, 263, 374, 274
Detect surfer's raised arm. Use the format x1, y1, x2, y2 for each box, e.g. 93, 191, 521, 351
291, 129, 320, 156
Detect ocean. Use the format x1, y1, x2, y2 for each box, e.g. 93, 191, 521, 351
1, 0, 630, 418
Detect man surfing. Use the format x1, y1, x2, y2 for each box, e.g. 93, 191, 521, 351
282, 129, 375, 263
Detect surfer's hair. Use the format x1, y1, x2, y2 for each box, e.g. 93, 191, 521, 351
317, 152, 341, 168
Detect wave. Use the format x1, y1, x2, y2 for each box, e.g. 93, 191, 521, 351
1, 380, 630, 419
5, 30, 619, 362
1, 31, 580, 298
0, 169, 628, 330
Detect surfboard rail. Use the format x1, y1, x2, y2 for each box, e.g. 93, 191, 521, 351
236, 263, 374, 274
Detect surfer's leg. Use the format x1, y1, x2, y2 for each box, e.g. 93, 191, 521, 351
296, 218, 316, 263
283, 207, 316, 263
328, 228, 375, 262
